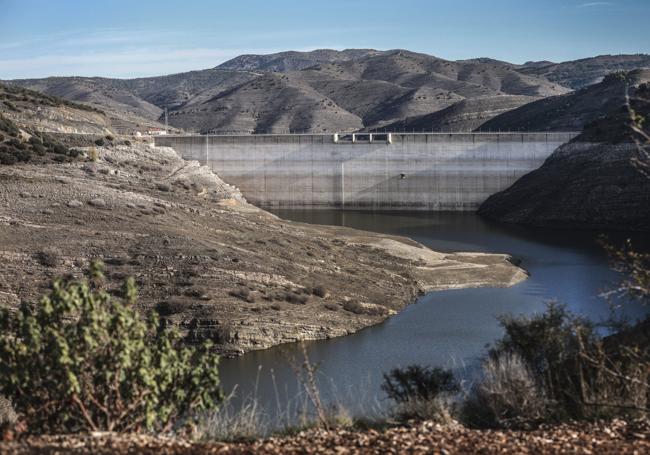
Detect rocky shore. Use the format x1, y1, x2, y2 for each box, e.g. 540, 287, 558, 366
0, 140, 526, 355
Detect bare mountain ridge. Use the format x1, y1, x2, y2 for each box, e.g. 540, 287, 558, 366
518, 54, 650, 90
7, 50, 650, 134
480, 69, 650, 132
165, 50, 569, 132
374, 95, 539, 132
216, 48, 386, 72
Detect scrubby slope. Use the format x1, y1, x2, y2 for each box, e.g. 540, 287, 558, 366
376, 95, 538, 132
519, 54, 650, 90
478, 77, 650, 230
480, 69, 650, 132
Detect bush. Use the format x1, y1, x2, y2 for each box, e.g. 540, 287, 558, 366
2, 101, 18, 112
462, 352, 546, 429
481, 303, 649, 424
312, 286, 327, 298
284, 291, 308, 305
31, 143, 46, 155
50, 143, 69, 155
94, 138, 104, 147
0, 263, 222, 433
0, 114, 19, 137
105, 135, 114, 141
36, 248, 60, 267
382, 366, 459, 404
0, 151, 17, 165
382, 366, 459, 422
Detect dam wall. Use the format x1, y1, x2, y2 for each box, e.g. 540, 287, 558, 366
154, 132, 578, 210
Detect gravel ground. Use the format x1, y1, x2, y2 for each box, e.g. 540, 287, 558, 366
1, 420, 648, 454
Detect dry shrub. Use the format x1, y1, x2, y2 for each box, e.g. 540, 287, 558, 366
230, 287, 255, 303
462, 303, 650, 428
36, 248, 60, 267
342, 300, 387, 316
382, 365, 460, 422
392, 397, 456, 424
284, 292, 308, 305
462, 352, 546, 429
198, 393, 268, 442
312, 286, 327, 298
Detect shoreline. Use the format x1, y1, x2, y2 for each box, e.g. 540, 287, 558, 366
0, 142, 527, 356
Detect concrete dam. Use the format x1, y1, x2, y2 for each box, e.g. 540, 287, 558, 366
154, 132, 578, 210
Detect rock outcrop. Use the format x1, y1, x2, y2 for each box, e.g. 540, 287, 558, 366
478, 141, 650, 230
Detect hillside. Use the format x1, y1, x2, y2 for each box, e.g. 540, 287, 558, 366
5, 77, 172, 134
8, 50, 650, 134
167, 50, 569, 133
7, 49, 570, 134
0, 82, 112, 136
375, 95, 537, 132
518, 54, 650, 90
480, 69, 650, 132
478, 76, 650, 230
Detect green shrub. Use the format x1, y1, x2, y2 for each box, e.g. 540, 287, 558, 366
51, 154, 68, 163
312, 286, 327, 298
94, 138, 104, 147
0, 151, 17, 165
50, 143, 69, 155
28, 136, 42, 146
31, 143, 46, 155
2, 101, 18, 112
0, 263, 222, 433
5, 138, 24, 149
0, 145, 30, 164
0, 114, 19, 137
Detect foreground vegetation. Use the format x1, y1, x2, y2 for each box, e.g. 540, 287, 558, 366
0, 263, 222, 434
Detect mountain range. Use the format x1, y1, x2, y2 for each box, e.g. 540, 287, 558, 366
5, 49, 650, 134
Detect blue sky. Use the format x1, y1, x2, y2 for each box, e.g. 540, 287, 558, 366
1, 0, 648, 79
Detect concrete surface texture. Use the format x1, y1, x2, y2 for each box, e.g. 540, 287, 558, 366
155, 132, 578, 210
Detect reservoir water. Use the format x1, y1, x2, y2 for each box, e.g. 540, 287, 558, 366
218, 211, 648, 420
